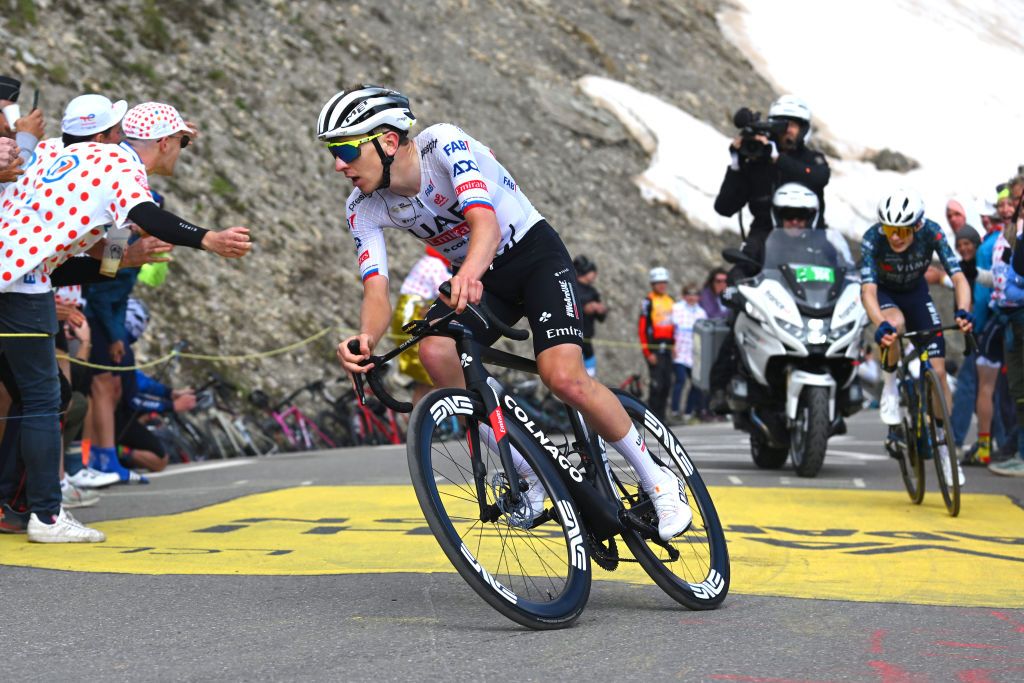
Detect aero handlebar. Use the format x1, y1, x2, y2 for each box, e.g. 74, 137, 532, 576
347, 281, 530, 413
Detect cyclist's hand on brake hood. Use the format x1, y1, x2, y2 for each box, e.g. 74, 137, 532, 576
338, 334, 375, 376
442, 274, 483, 314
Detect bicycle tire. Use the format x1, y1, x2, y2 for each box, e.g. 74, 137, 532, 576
895, 377, 924, 504
407, 388, 592, 630
609, 391, 730, 610
923, 368, 959, 516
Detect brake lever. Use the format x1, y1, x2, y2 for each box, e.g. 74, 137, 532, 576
346, 339, 368, 406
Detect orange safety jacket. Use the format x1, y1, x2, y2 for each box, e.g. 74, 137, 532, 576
638, 291, 675, 359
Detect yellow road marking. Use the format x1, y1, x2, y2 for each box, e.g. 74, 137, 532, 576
1, 486, 1021, 608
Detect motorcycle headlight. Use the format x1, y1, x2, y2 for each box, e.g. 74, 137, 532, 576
829, 321, 855, 341
776, 318, 804, 339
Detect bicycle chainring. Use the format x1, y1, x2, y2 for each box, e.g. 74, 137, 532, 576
589, 534, 620, 572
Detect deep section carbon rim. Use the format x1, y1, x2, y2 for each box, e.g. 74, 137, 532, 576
407, 389, 590, 629
610, 392, 729, 609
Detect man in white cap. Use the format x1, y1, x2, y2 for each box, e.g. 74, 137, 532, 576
0, 101, 251, 543
1, 93, 127, 201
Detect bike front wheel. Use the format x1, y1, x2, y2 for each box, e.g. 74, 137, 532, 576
923, 368, 959, 516
407, 388, 592, 630
609, 391, 730, 610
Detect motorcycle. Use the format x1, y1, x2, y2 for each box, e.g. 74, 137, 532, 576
697, 228, 867, 477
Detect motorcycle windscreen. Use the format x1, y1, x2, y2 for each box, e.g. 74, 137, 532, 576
761, 228, 854, 310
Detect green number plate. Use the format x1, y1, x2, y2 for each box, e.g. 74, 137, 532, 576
793, 265, 835, 283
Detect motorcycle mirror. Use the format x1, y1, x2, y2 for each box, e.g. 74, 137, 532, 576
722, 248, 759, 268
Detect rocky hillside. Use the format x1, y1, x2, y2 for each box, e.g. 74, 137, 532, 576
1, 0, 777, 396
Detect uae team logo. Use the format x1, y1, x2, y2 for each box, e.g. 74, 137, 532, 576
43, 154, 80, 183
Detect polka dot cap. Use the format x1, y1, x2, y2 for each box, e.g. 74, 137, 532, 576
121, 102, 190, 140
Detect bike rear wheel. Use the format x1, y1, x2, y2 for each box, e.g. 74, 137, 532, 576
923, 368, 959, 516
610, 391, 730, 609
407, 388, 592, 629
894, 378, 924, 504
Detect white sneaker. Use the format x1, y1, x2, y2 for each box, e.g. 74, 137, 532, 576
67, 467, 120, 489
879, 376, 901, 426
27, 508, 106, 543
939, 446, 966, 487
61, 478, 99, 509
650, 466, 693, 541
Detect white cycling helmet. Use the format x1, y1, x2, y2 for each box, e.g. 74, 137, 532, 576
649, 267, 670, 283
768, 95, 811, 124
877, 188, 925, 227
316, 85, 416, 140
771, 182, 820, 229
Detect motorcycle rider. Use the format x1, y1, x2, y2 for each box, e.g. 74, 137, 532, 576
710, 182, 836, 411
861, 188, 973, 487
714, 95, 830, 276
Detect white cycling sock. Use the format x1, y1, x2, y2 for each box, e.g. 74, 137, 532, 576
609, 424, 664, 492
478, 423, 533, 479
882, 370, 898, 396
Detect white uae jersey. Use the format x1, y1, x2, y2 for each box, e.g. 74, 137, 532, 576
345, 123, 543, 283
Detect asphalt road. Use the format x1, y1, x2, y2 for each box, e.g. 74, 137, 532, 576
3, 411, 1023, 682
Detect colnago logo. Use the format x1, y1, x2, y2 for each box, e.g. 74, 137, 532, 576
642, 411, 695, 476
558, 280, 579, 319
459, 543, 517, 604
556, 500, 587, 571
430, 394, 475, 424
502, 395, 583, 483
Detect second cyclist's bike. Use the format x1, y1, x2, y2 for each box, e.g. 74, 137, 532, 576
885, 324, 975, 517
353, 285, 729, 629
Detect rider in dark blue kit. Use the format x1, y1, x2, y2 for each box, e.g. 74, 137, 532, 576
860, 189, 973, 486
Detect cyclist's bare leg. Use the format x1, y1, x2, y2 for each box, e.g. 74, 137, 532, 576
419, 336, 466, 391
536, 344, 632, 440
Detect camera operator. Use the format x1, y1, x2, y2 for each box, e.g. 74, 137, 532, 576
714, 95, 830, 277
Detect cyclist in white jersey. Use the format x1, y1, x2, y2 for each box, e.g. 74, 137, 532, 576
326, 85, 691, 541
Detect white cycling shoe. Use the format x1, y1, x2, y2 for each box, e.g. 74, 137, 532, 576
650, 466, 692, 541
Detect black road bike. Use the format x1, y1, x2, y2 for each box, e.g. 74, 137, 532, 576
884, 324, 975, 517
352, 285, 729, 629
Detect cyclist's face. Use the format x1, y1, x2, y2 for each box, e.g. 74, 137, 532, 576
883, 225, 915, 252
331, 132, 394, 193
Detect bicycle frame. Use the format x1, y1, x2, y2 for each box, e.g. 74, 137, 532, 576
373, 316, 678, 551
273, 406, 336, 450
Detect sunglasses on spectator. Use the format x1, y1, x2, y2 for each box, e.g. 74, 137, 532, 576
326, 132, 384, 163
881, 224, 915, 239
162, 134, 189, 149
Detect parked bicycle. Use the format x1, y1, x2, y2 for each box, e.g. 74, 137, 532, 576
884, 324, 975, 517
192, 373, 278, 458
312, 377, 405, 447
352, 283, 729, 629
250, 381, 338, 452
